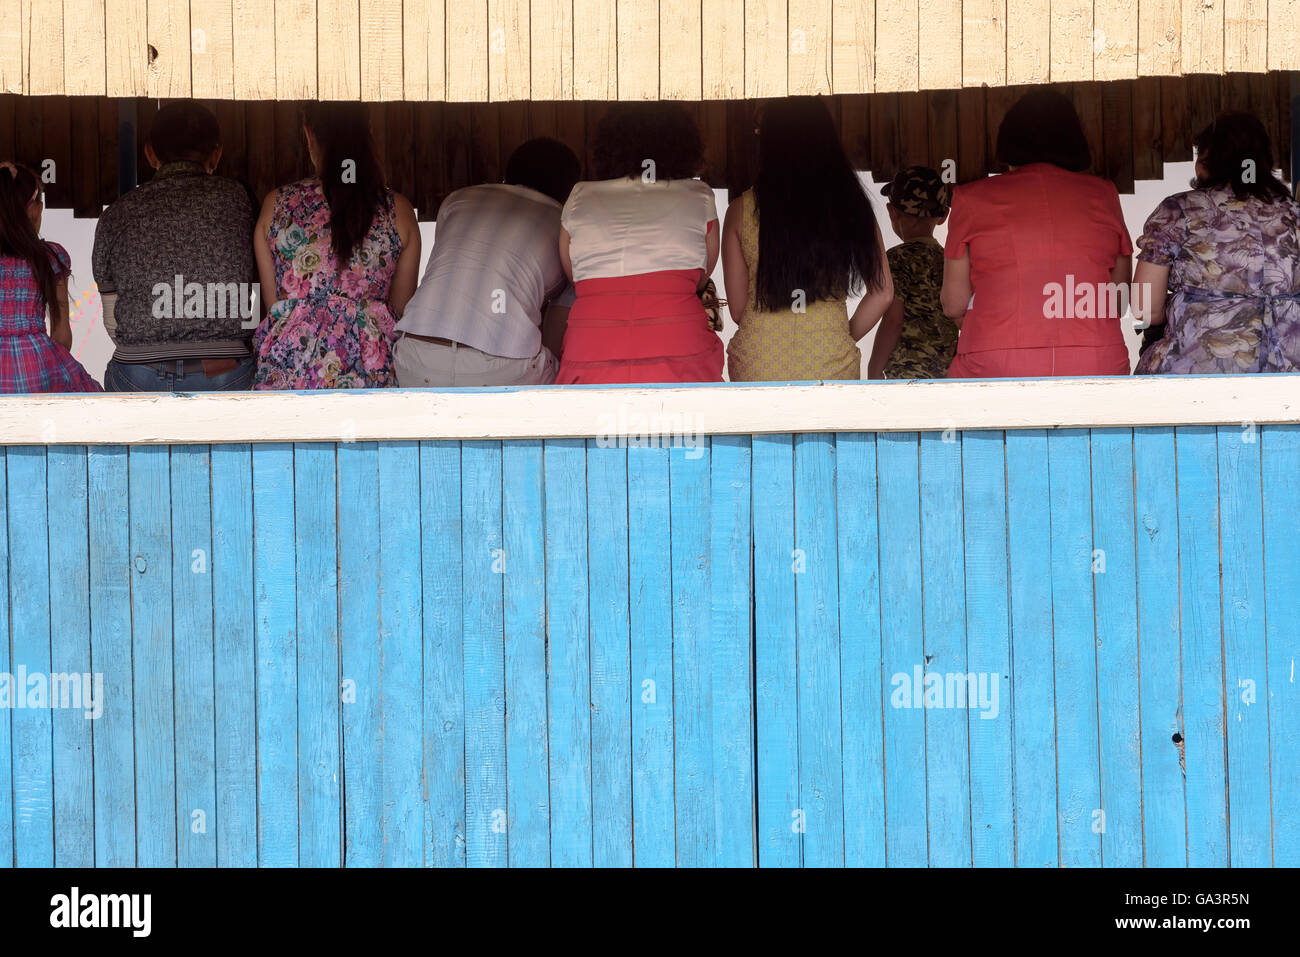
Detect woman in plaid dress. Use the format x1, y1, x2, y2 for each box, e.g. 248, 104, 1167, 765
0, 163, 101, 393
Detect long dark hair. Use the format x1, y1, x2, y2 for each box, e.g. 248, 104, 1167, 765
1193, 111, 1290, 202
753, 97, 884, 311
0, 164, 56, 320
302, 102, 387, 266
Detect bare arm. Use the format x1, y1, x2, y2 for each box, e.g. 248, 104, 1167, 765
700, 217, 721, 292
254, 190, 279, 314
542, 302, 569, 359
941, 251, 973, 326
389, 192, 422, 317
558, 228, 573, 281
50, 277, 72, 350
848, 223, 895, 341
1132, 260, 1169, 328
867, 296, 905, 378
720, 198, 747, 325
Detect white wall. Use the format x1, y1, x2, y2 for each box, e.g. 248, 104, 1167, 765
46, 162, 1201, 383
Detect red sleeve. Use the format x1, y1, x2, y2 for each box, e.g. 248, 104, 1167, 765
1110, 184, 1133, 256
944, 185, 971, 258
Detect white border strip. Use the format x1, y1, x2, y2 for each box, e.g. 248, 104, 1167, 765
2, 377, 1299, 444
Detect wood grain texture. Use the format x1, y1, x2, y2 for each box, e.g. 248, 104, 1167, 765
232, 0, 276, 99
64, 0, 107, 96
318, 0, 362, 100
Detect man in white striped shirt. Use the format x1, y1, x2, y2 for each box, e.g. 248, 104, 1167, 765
393, 138, 581, 387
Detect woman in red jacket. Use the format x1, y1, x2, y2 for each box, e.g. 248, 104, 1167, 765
941, 90, 1133, 378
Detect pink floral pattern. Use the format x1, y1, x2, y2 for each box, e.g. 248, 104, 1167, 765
254, 178, 402, 389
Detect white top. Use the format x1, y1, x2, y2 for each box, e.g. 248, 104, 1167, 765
561, 177, 718, 280
397, 184, 568, 359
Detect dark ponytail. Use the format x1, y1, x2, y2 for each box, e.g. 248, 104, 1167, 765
0, 164, 56, 321
301, 102, 387, 267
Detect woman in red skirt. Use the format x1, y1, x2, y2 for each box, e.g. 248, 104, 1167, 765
556, 103, 723, 384
0, 163, 101, 393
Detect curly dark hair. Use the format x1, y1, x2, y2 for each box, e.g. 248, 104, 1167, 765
591, 102, 704, 181
1192, 111, 1290, 203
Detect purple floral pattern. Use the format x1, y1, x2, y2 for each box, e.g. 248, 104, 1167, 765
1135, 185, 1300, 374
254, 178, 402, 389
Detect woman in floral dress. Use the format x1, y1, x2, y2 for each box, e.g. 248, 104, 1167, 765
253, 102, 421, 389
1134, 111, 1300, 374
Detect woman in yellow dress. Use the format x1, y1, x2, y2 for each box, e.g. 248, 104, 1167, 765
723, 96, 894, 381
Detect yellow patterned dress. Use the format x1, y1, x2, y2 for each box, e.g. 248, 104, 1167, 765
725, 190, 862, 381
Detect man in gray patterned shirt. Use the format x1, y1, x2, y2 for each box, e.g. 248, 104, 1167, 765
93, 101, 259, 391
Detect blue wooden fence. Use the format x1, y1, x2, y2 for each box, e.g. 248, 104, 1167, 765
1, 426, 1297, 866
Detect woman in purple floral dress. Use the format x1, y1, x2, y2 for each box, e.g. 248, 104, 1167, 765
1134, 111, 1300, 374
253, 102, 421, 389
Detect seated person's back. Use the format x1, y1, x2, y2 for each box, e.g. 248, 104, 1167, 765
394, 138, 580, 388
93, 100, 258, 391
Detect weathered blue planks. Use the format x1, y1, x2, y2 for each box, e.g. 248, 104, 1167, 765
1215, 425, 1270, 866
752, 434, 798, 867
545, 439, 595, 866
46, 446, 93, 867
502, 440, 550, 867
251, 443, 297, 866
1088, 429, 1143, 867
294, 444, 341, 868
877, 432, 927, 866
1262, 425, 1300, 866
835, 433, 886, 868
1004, 430, 1057, 868
960, 431, 1013, 867
87, 446, 134, 866
1, 423, 1295, 868
918, 432, 971, 868
378, 442, 424, 866
792, 434, 844, 867
419, 441, 465, 867
586, 441, 633, 868
128, 445, 176, 867
1174, 426, 1228, 867
0, 449, 10, 866
8, 447, 53, 867
171, 445, 217, 868
211, 444, 257, 867
460, 441, 507, 867
669, 440, 715, 867
626, 445, 676, 867
1132, 427, 1187, 867
338, 442, 381, 866
708, 435, 754, 867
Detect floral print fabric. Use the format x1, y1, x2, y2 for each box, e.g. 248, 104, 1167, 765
254, 178, 402, 389
1135, 185, 1300, 374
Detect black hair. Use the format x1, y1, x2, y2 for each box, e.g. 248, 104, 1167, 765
302, 102, 387, 268
1192, 111, 1291, 202
149, 100, 221, 165
591, 103, 704, 181
995, 90, 1091, 173
0, 163, 57, 323
505, 137, 582, 203
752, 96, 885, 311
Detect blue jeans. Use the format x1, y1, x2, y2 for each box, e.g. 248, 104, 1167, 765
104, 356, 256, 392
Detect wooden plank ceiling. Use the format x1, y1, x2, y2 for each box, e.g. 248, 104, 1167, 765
0, 72, 1291, 220
0, 1, 1299, 101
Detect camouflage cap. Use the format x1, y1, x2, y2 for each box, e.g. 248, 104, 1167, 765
882, 166, 952, 218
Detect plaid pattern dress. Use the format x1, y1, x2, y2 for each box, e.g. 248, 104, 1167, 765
0, 242, 101, 393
